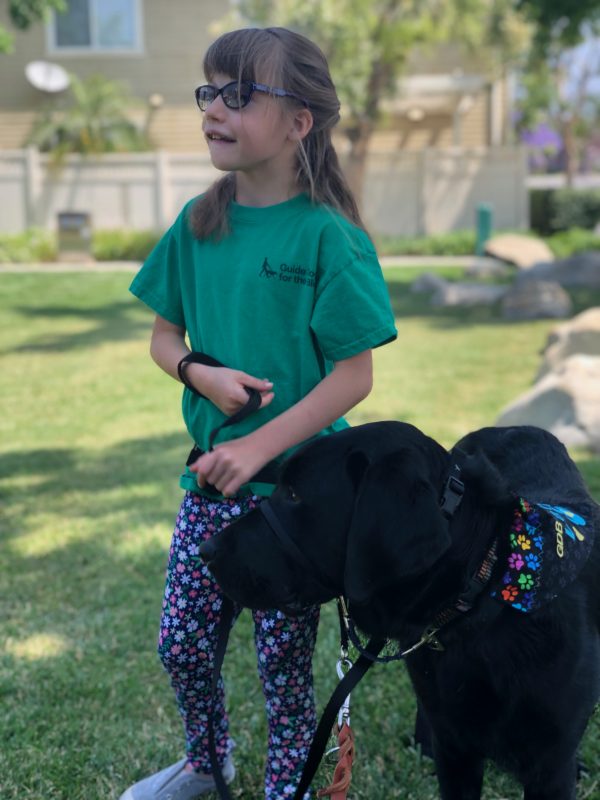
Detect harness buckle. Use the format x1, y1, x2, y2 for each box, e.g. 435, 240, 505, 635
422, 625, 445, 651
456, 576, 486, 612
440, 473, 465, 519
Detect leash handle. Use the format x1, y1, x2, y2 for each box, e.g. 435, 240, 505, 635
177, 351, 262, 450
317, 723, 355, 800
178, 351, 224, 398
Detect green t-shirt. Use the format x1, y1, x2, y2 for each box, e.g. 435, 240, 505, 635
130, 192, 397, 497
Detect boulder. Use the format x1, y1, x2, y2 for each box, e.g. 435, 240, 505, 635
515, 250, 600, 289
496, 355, 600, 451
411, 272, 446, 294
484, 234, 555, 269
465, 257, 510, 279
537, 307, 600, 379
411, 272, 507, 307
501, 280, 572, 320
431, 282, 508, 308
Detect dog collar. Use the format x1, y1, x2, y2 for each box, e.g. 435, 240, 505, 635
340, 536, 501, 662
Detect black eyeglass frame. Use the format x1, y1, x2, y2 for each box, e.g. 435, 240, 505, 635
194, 80, 309, 111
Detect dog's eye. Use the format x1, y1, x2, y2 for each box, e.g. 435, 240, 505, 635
288, 487, 301, 503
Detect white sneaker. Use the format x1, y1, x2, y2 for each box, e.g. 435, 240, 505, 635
119, 756, 235, 800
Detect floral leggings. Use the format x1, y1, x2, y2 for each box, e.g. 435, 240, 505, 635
157, 491, 320, 799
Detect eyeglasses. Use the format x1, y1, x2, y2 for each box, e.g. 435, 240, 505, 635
195, 80, 308, 111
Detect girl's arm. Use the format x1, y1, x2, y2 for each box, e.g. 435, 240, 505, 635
190, 349, 373, 497
150, 315, 274, 415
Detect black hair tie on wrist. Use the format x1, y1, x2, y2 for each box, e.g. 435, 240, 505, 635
177, 352, 262, 451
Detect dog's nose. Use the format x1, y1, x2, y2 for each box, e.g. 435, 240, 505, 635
198, 540, 216, 563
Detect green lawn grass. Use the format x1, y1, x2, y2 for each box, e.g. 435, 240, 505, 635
1, 268, 599, 799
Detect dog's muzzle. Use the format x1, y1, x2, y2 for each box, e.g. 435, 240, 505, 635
258, 501, 340, 599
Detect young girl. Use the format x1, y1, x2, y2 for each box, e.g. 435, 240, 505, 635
121, 26, 397, 800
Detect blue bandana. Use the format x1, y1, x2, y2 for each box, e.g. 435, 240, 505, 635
491, 498, 593, 613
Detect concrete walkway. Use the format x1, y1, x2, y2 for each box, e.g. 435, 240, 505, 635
0, 255, 486, 273
0, 261, 140, 273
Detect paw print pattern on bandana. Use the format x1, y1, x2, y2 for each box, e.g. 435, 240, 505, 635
492, 498, 593, 613
495, 499, 542, 612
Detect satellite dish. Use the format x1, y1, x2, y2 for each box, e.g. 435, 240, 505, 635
25, 61, 70, 93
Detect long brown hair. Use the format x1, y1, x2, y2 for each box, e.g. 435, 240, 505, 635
189, 27, 364, 239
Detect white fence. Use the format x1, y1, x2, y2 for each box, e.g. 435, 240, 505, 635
0, 146, 529, 236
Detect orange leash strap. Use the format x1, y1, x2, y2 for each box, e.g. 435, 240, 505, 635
317, 723, 355, 800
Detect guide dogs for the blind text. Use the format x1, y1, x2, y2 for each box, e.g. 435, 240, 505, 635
199, 422, 600, 800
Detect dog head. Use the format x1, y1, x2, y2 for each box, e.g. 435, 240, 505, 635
199, 422, 453, 614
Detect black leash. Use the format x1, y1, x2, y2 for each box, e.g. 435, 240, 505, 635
178, 351, 280, 486
207, 595, 236, 799
291, 636, 386, 800
178, 351, 262, 451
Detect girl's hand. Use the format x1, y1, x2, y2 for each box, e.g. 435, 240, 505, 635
189, 436, 268, 497
188, 365, 274, 416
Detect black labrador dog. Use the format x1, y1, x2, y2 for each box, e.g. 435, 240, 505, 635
199, 422, 600, 800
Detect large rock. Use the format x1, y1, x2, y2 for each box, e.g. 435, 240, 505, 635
431, 282, 508, 307
515, 250, 600, 289
411, 273, 507, 307
496, 354, 600, 451
465, 257, 510, 279
411, 272, 446, 294
537, 307, 600, 378
501, 279, 572, 320
485, 234, 555, 269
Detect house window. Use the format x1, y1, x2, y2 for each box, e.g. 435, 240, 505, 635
50, 0, 141, 53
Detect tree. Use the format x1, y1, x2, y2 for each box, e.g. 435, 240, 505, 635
1, 0, 66, 53
516, 36, 600, 184
27, 73, 150, 161
514, 0, 600, 184
516, 0, 600, 52
215, 0, 529, 200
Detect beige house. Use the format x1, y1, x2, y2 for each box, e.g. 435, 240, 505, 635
0, 2, 527, 236
0, 0, 513, 153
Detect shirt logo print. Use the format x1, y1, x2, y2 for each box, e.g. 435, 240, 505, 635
258, 257, 316, 288
259, 257, 277, 278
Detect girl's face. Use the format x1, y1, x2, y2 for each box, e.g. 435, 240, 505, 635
201, 72, 309, 186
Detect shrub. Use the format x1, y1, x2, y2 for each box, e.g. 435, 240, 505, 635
91, 230, 161, 261
529, 188, 600, 235
375, 230, 477, 256
550, 188, 600, 232
27, 74, 151, 163
529, 189, 554, 235
545, 228, 600, 259
0, 229, 57, 262
0, 228, 161, 263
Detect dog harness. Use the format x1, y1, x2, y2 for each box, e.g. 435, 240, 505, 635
491, 498, 593, 612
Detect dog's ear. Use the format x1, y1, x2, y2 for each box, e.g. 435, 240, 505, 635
459, 450, 513, 507
344, 449, 451, 606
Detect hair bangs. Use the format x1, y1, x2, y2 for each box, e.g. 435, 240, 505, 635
203, 28, 284, 87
